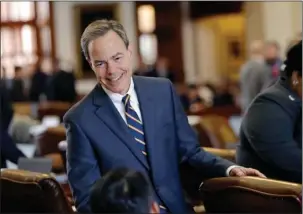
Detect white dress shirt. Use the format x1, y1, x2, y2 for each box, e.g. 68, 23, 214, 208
102, 78, 142, 123
102, 78, 238, 176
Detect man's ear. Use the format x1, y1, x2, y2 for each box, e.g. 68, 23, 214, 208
127, 43, 133, 58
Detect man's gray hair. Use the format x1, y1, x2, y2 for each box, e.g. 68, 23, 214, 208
80, 19, 129, 60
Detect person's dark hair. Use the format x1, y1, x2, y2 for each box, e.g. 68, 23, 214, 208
89, 168, 153, 213
283, 40, 302, 77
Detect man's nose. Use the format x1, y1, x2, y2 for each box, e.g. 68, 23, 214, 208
106, 61, 115, 74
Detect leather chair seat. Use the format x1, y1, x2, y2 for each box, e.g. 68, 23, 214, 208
1, 169, 74, 213
36, 125, 66, 156
200, 176, 302, 213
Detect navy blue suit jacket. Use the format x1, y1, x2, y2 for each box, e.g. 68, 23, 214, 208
64, 76, 233, 213
237, 77, 302, 183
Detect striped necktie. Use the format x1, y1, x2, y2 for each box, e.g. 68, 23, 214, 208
122, 94, 147, 156
122, 94, 168, 213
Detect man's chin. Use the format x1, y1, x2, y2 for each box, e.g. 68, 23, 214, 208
104, 84, 128, 95
101, 75, 131, 94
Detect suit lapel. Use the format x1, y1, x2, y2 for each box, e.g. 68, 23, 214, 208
93, 84, 149, 170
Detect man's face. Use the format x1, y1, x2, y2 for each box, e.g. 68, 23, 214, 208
264, 45, 279, 61
88, 30, 132, 94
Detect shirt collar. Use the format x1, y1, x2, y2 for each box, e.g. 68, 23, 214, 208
102, 78, 136, 104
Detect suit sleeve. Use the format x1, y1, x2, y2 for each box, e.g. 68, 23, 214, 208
168, 81, 234, 178
1, 129, 25, 164
64, 119, 101, 213
243, 98, 302, 181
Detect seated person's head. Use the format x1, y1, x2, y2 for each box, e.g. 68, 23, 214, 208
283, 40, 302, 98
90, 168, 159, 213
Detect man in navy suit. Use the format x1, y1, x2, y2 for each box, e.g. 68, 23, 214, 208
64, 19, 265, 213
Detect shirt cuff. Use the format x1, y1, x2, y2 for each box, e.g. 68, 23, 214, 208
226, 165, 240, 176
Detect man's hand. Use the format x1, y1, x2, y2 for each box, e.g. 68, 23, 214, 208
229, 167, 266, 178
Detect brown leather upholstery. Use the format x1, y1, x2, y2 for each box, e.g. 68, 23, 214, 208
200, 176, 302, 213
36, 125, 66, 156
191, 121, 216, 147
200, 115, 238, 148
0, 169, 74, 213
38, 102, 72, 121
189, 105, 241, 118
35, 125, 66, 172
203, 147, 236, 162
180, 147, 236, 206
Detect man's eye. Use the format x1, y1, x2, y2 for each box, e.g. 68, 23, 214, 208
96, 62, 104, 67
114, 57, 121, 62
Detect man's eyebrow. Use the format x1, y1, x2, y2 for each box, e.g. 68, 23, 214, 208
112, 52, 124, 58
93, 60, 105, 64
93, 53, 124, 64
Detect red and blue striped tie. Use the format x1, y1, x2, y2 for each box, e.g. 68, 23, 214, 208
122, 94, 168, 213
122, 94, 147, 157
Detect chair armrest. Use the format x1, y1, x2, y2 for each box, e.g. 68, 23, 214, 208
203, 147, 236, 162
200, 176, 302, 213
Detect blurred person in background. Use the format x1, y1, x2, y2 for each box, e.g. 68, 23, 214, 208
264, 41, 283, 85
146, 57, 175, 83
212, 78, 234, 107
65, 19, 265, 213
237, 41, 302, 183
10, 66, 27, 102
176, 83, 205, 113
239, 40, 271, 112
90, 168, 159, 213
133, 57, 150, 76
0, 81, 26, 168
28, 59, 49, 102
47, 58, 77, 103
198, 82, 216, 107
187, 84, 204, 113
1, 67, 11, 89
